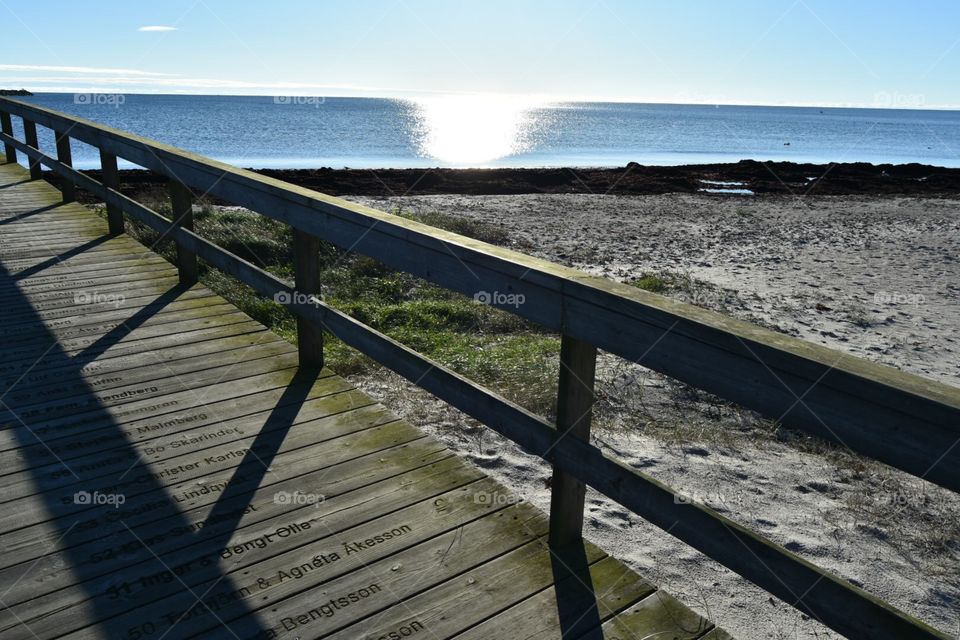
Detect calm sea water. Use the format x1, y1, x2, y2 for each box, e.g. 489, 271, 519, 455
10, 93, 960, 170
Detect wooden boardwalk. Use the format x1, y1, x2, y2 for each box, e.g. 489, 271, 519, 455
0, 159, 724, 639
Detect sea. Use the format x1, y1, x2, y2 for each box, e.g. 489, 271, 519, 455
8, 93, 960, 170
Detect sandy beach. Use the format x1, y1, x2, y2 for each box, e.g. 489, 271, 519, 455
337, 192, 960, 639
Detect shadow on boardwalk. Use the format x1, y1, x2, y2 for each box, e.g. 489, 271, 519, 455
0, 205, 314, 638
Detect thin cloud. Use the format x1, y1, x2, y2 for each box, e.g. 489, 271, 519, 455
0, 72, 397, 94
0, 64, 174, 76
138, 25, 177, 32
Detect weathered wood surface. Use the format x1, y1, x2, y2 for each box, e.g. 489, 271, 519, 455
549, 335, 597, 548
0, 160, 724, 639
0, 112, 15, 163
293, 228, 323, 367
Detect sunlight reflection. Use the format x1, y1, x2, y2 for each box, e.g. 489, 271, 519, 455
410, 95, 544, 165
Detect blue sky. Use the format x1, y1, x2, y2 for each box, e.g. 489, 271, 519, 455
1, 0, 959, 108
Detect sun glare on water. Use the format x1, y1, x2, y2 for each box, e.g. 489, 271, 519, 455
410, 94, 545, 165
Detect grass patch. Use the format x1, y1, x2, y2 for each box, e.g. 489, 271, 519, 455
100, 200, 558, 414
395, 206, 512, 246
628, 270, 745, 316
629, 270, 701, 297
631, 273, 671, 293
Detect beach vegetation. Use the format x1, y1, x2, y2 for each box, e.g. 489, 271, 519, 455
94, 200, 560, 416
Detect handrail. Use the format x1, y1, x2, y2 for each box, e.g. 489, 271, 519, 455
0, 96, 955, 640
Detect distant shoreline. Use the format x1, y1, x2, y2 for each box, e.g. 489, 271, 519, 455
61, 159, 960, 200
13, 91, 960, 112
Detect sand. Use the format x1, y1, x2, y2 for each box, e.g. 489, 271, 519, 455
339, 192, 960, 639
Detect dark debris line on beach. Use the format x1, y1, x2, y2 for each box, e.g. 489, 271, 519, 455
58, 160, 960, 203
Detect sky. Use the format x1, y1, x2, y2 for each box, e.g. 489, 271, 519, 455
1, 0, 959, 108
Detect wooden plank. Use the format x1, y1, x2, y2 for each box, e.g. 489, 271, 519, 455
0, 328, 282, 396
1, 245, 168, 271
0, 219, 106, 235
0, 410, 423, 596
0, 282, 187, 315
0, 200, 106, 219
0, 284, 206, 322
0, 286, 219, 333
2, 252, 168, 276
549, 334, 597, 548
0, 269, 177, 299
0, 232, 112, 250
2, 257, 171, 284
7, 475, 508, 640
0, 358, 315, 447
0, 444, 455, 615
0, 217, 105, 234
0, 215, 90, 229
321, 534, 607, 640
0, 289, 219, 337
0, 339, 294, 412
0, 301, 238, 355
0, 414, 416, 552
140, 502, 550, 640
0, 314, 264, 378
0, 315, 263, 381
0, 338, 312, 422
0, 361, 335, 472
0, 244, 147, 266
0, 384, 366, 496
453, 556, 666, 640
0, 393, 378, 508
0, 196, 98, 216
0, 216, 117, 235
3, 260, 174, 288
0, 437, 450, 572
2, 261, 174, 289
0, 442, 464, 637
0, 237, 141, 260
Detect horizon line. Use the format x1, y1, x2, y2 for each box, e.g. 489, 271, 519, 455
5, 89, 960, 113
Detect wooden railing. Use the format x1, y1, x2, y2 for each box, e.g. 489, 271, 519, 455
1, 96, 957, 640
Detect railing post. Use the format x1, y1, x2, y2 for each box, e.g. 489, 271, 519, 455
0, 112, 16, 164
168, 180, 198, 284
22, 119, 42, 180
99, 150, 124, 235
293, 229, 324, 368
53, 130, 75, 202
549, 335, 597, 549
